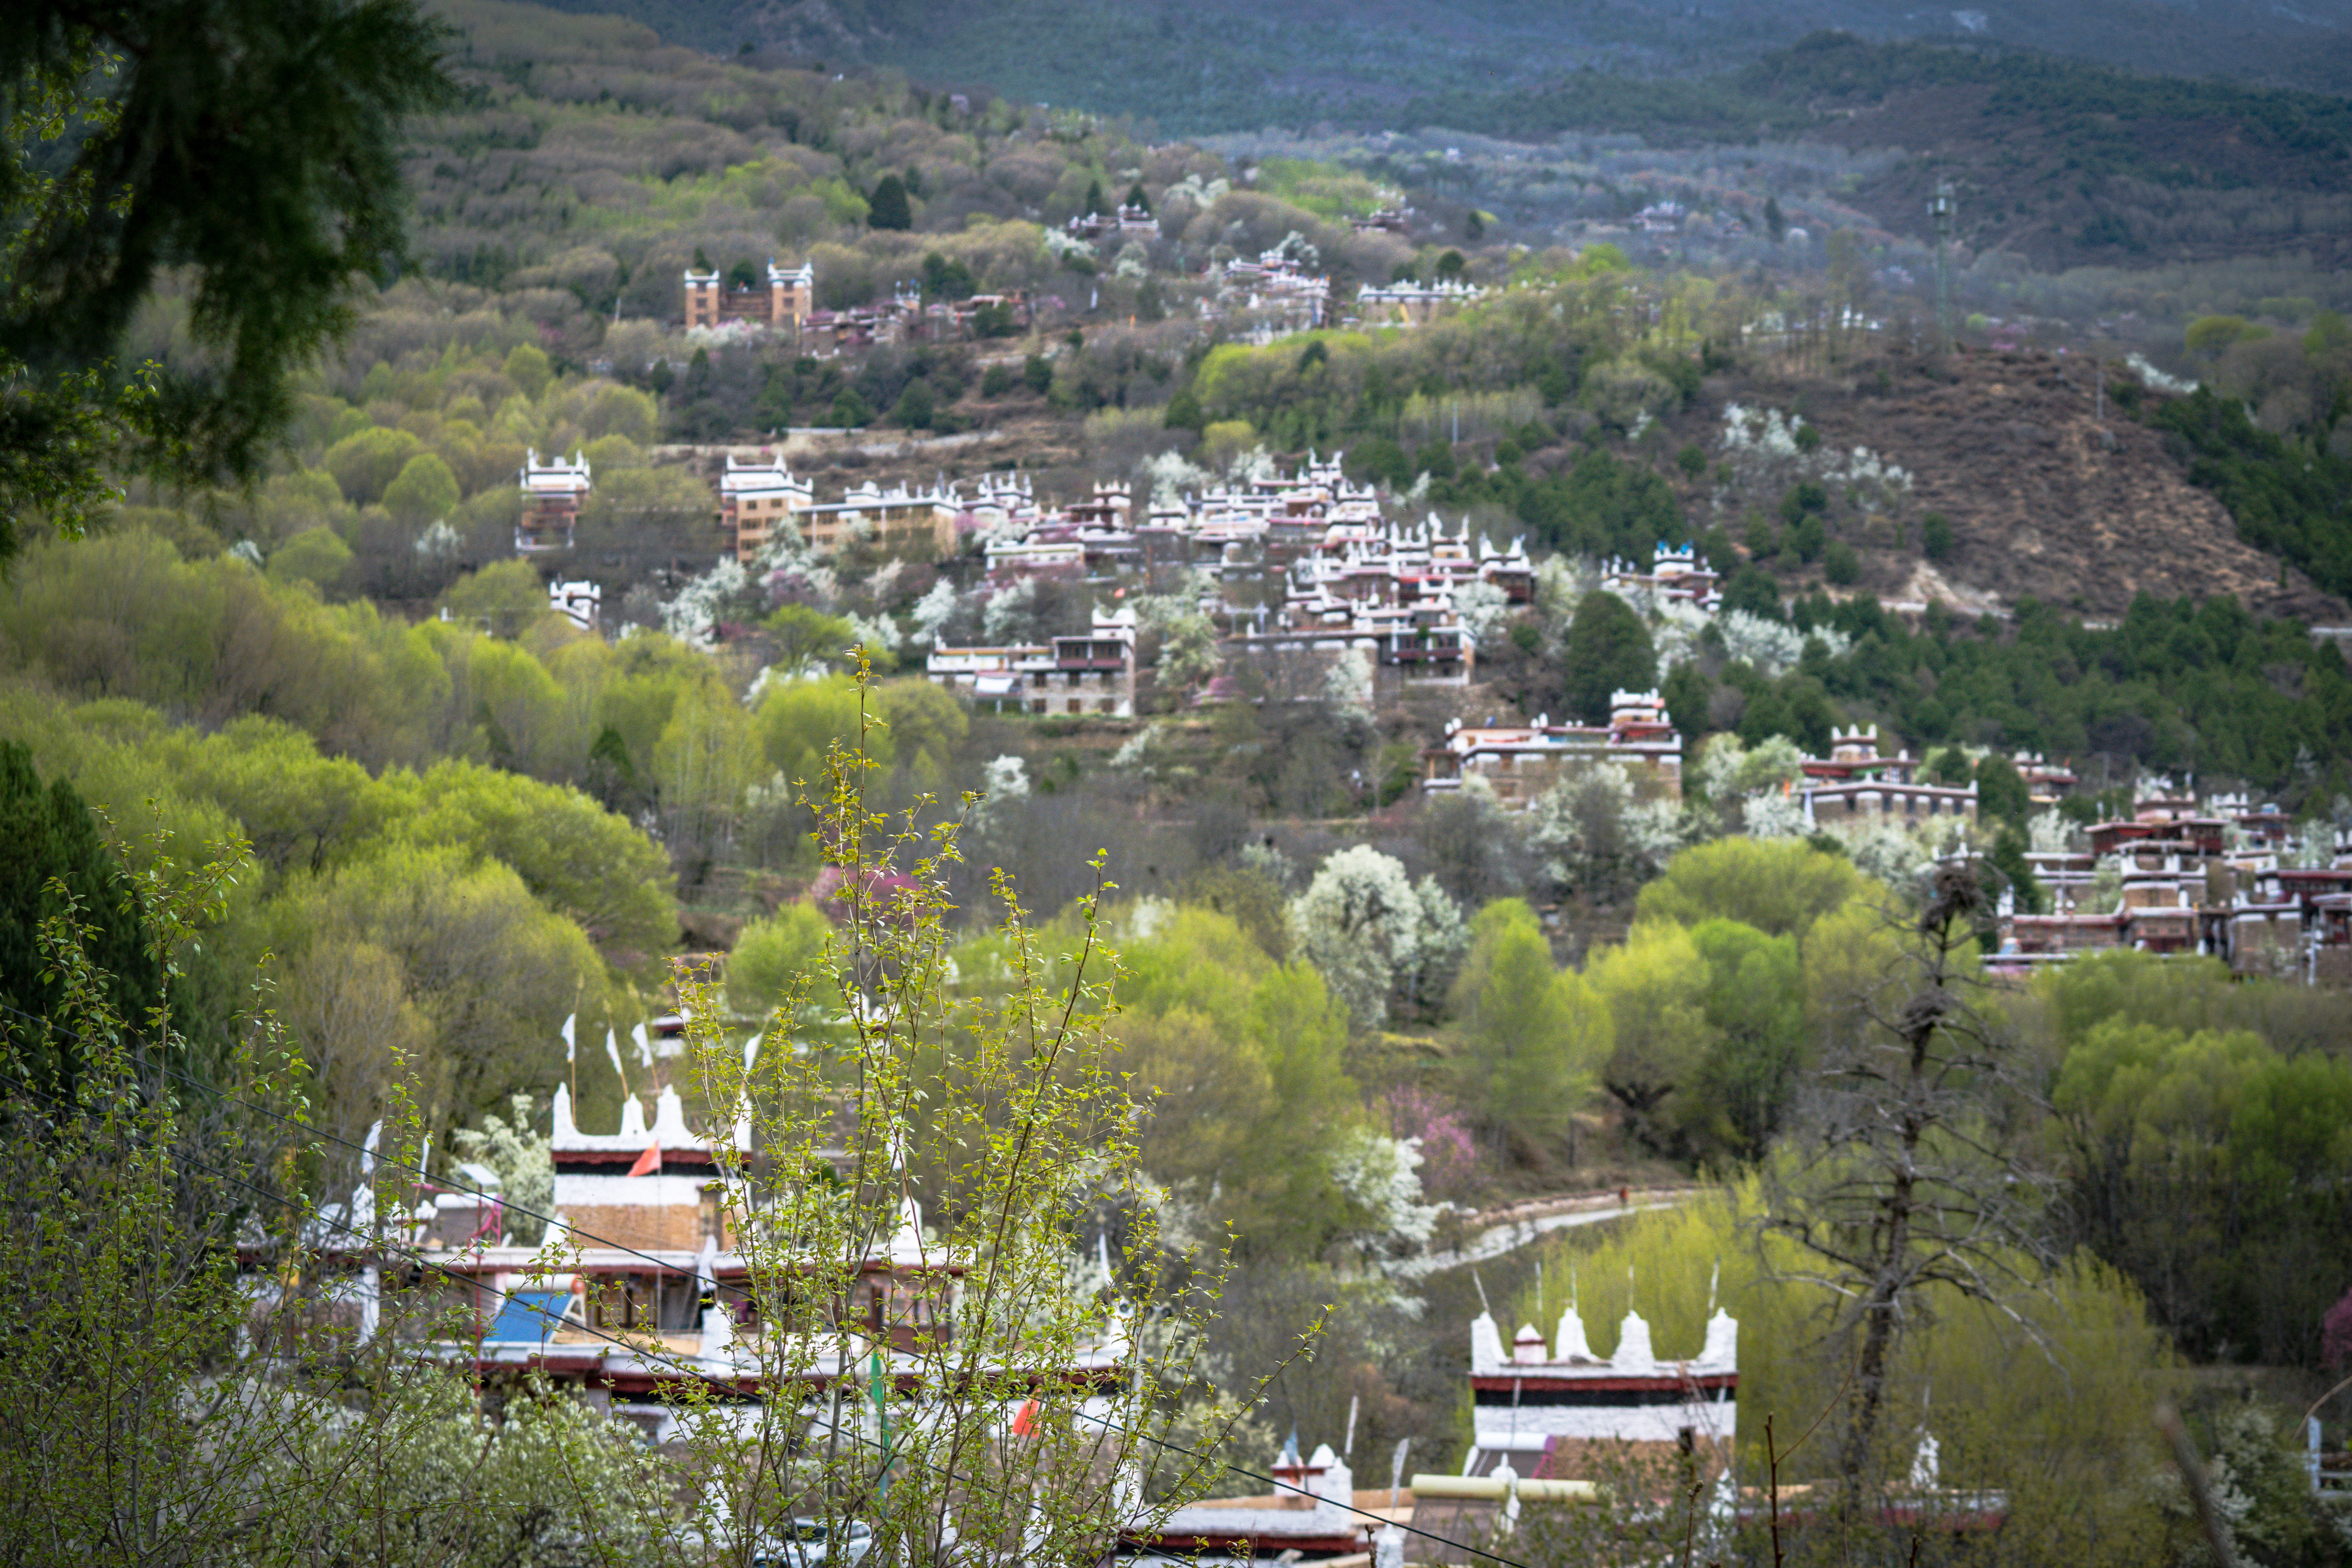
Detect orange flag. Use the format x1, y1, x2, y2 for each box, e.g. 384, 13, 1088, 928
627, 1140, 662, 1178
1012, 1398, 1040, 1438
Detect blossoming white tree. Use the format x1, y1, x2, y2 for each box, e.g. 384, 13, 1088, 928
1289, 846, 1465, 1030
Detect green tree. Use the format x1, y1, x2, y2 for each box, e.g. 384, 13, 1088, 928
651, 680, 759, 870
1988, 829, 2046, 913
1562, 589, 1657, 724
382, 759, 677, 972
439, 559, 547, 639
919, 251, 977, 301
1449, 899, 1610, 1158
867, 173, 913, 230
1123, 180, 1150, 213
873, 677, 968, 786
1974, 751, 2031, 826
158, 713, 389, 877
382, 452, 460, 524
583, 722, 648, 814
1587, 920, 1720, 1155
2185, 314, 2260, 363
891, 377, 937, 429
0, 741, 168, 1091
0, 0, 455, 561
1921, 744, 1971, 785
725, 901, 832, 1017
265, 526, 353, 591
279, 843, 603, 1127
1110, 905, 1357, 1255
1118, 1005, 1271, 1191
764, 603, 856, 677
755, 674, 885, 786
1635, 836, 1864, 939
1684, 918, 1805, 1161
1921, 510, 1955, 562
503, 341, 553, 399
324, 425, 425, 506
1787, 511, 1826, 564
439, 631, 571, 775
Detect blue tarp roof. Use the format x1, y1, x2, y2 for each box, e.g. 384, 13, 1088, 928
484, 1289, 571, 1343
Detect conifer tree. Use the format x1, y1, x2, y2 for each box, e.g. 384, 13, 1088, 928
0, 741, 165, 1091
0, 0, 455, 563
1562, 589, 1657, 724
867, 173, 913, 230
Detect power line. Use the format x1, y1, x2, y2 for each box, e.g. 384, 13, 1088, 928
0, 999, 786, 1313
2, 1003, 1545, 1568
209, 1135, 1542, 1568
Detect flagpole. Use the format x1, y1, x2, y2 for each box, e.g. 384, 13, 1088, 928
607, 1027, 630, 1104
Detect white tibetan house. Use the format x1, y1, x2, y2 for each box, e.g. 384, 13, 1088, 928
1462, 1298, 1737, 1479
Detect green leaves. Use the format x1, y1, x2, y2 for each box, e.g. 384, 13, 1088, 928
2051, 1008, 2352, 1362
1562, 588, 1657, 725
664, 682, 1266, 1560
0, 0, 458, 562
1448, 897, 1608, 1155
1634, 834, 1864, 939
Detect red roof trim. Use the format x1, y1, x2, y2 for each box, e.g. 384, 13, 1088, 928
1471, 1372, 1737, 1394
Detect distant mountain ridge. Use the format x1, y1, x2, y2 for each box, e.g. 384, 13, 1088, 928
526, 0, 2352, 129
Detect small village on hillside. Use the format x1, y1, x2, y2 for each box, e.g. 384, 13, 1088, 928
520, 308, 2352, 990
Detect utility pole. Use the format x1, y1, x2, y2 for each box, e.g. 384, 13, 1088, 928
1929, 178, 1956, 357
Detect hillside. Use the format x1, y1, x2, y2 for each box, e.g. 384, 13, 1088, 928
527, 0, 2352, 130
1398, 34, 2352, 269
1680, 349, 2351, 622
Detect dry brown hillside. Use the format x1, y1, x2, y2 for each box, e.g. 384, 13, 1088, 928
1687, 347, 2348, 623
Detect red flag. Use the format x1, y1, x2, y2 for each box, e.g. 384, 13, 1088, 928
1012, 1398, 1040, 1438
627, 1140, 662, 1178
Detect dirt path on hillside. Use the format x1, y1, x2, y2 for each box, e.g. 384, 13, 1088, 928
1400, 1185, 1704, 1278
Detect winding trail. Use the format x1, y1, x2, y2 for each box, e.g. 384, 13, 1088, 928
1399, 1186, 1704, 1278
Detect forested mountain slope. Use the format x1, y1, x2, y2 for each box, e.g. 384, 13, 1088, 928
512, 0, 2352, 127
1412, 33, 2352, 269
